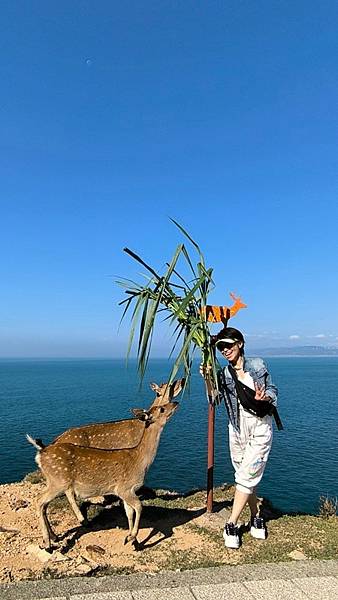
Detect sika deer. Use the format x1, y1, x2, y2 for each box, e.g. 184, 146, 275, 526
49, 380, 183, 449
27, 401, 179, 550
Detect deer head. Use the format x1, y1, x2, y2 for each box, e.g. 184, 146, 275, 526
131, 400, 179, 426
149, 378, 185, 407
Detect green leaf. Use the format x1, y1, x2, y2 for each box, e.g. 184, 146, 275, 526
123, 247, 161, 281
126, 291, 149, 360
170, 218, 205, 267
119, 219, 223, 402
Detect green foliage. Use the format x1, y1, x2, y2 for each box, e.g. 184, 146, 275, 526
318, 495, 338, 518
118, 220, 220, 398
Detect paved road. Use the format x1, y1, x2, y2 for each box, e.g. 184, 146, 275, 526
1, 560, 338, 599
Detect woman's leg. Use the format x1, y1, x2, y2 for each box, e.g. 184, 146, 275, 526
228, 488, 250, 524
248, 491, 259, 518
227, 416, 252, 525
224, 418, 255, 548
228, 415, 272, 526
228, 489, 259, 524
233, 419, 272, 523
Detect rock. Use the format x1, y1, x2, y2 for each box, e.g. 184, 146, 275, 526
13, 499, 29, 511
72, 560, 95, 575
8, 496, 30, 511
194, 508, 230, 531
85, 544, 106, 559
288, 549, 308, 560
26, 543, 54, 563
50, 551, 69, 563
0, 526, 19, 534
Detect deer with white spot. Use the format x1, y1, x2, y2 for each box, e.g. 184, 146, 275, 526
46, 381, 183, 449
26, 381, 182, 550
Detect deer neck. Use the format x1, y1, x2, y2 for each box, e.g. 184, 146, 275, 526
136, 421, 164, 470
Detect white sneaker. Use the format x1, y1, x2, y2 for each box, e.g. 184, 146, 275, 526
223, 522, 240, 549
250, 516, 267, 540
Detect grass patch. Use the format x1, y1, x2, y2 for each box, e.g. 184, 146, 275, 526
89, 565, 137, 577
160, 545, 224, 571
318, 495, 338, 518
142, 484, 235, 510
23, 470, 44, 484
237, 515, 338, 563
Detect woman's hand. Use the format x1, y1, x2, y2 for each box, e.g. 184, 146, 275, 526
199, 363, 212, 378
254, 383, 271, 401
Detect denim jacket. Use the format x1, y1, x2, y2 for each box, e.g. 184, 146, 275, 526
218, 357, 278, 432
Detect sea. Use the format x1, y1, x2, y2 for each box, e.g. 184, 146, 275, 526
0, 357, 337, 515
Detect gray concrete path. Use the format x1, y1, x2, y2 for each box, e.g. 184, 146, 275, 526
1, 560, 338, 600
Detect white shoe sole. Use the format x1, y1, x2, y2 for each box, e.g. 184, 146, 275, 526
250, 526, 267, 540
223, 531, 240, 549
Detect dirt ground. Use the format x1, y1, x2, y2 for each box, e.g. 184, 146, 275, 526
1, 474, 337, 584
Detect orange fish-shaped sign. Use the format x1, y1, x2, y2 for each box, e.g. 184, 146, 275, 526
201, 293, 247, 324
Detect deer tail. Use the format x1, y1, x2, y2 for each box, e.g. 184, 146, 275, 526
26, 434, 45, 450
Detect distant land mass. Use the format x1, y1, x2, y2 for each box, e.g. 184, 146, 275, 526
250, 345, 338, 357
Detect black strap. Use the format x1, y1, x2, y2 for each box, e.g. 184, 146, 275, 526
228, 365, 284, 430
271, 406, 284, 431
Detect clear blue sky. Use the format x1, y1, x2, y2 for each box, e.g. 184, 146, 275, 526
1, 1, 337, 357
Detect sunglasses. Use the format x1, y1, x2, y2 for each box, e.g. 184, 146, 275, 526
217, 341, 237, 351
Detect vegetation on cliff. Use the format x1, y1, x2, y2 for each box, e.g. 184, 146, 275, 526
0, 472, 337, 584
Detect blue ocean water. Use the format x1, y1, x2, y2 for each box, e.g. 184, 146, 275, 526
0, 357, 337, 515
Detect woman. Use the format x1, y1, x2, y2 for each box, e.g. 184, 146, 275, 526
202, 326, 278, 549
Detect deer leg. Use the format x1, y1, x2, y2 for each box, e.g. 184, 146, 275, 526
37, 488, 60, 549
121, 493, 142, 545
123, 500, 135, 536
65, 488, 86, 524
130, 496, 142, 541
42, 504, 58, 544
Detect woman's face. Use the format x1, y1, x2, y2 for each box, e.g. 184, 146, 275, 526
218, 341, 242, 362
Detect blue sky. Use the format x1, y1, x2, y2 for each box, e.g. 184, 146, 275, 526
1, 1, 338, 357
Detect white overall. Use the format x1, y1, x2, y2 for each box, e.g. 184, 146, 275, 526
228, 371, 273, 495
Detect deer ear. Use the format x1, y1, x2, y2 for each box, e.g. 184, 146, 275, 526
172, 380, 184, 397
131, 408, 149, 421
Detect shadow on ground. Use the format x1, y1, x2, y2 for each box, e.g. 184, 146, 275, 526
56, 501, 205, 554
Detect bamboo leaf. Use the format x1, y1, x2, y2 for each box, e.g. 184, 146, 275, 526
116, 276, 143, 288
120, 219, 224, 399
138, 294, 150, 354
181, 243, 197, 278
196, 264, 214, 302
165, 263, 190, 291
171, 274, 208, 321
168, 323, 186, 359
167, 323, 201, 383
170, 218, 205, 267
126, 292, 150, 359
123, 247, 161, 281
118, 296, 133, 327
138, 298, 158, 375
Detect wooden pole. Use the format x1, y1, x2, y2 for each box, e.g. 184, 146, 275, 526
206, 401, 215, 512
205, 320, 227, 513
206, 377, 215, 512
203, 312, 245, 513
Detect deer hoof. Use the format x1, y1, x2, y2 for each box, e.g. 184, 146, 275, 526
132, 538, 140, 551
40, 544, 54, 553
81, 518, 89, 528
124, 534, 135, 545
